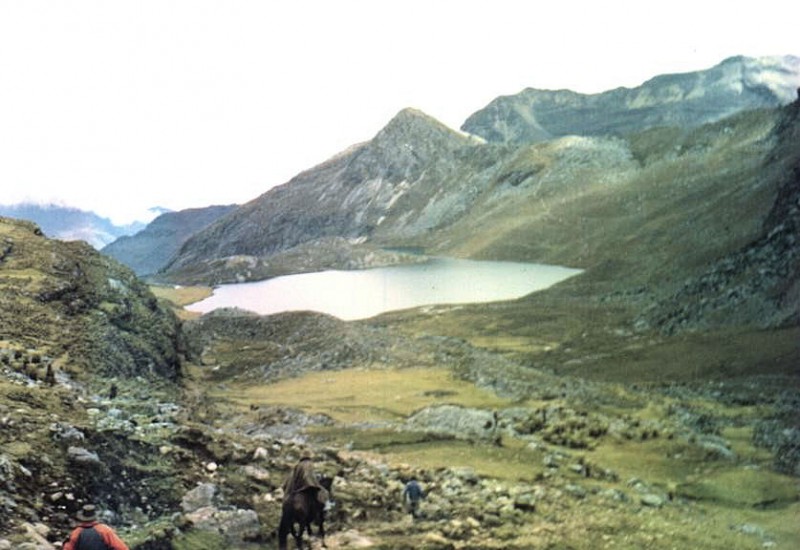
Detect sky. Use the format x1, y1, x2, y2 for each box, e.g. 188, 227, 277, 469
1, 0, 797, 224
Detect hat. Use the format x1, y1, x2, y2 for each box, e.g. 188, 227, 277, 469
76, 504, 98, 522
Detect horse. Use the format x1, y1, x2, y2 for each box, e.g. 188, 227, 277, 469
278, 475, 333, 549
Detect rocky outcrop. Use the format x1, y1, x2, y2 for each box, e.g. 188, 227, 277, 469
462, 56, 800, 143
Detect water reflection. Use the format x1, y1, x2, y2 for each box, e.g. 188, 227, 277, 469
187, 258, 581, 321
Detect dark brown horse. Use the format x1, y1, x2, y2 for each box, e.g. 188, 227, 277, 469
278, 476, 333, 549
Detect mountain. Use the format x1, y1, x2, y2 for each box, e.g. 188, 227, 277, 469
461, 55, 800, 143
0, 203, 146, 249
102, 204, 237, 277
158, 108, 483, 282
156, 57, 799, 334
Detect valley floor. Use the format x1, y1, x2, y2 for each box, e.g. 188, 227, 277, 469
2, 287, 798, 549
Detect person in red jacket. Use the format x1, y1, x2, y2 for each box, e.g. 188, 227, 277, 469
63, 504, 129, 550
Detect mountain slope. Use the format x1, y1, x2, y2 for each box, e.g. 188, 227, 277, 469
0, 216, 183, 379
102, 204, 237, 276
461, 55, 800, 143
159, 108, 485, 282
638, 97, 800, 332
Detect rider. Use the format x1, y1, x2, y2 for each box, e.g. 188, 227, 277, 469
282, 454, 329, 504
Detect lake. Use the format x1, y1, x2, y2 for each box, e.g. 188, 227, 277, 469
186, 257, 581, 321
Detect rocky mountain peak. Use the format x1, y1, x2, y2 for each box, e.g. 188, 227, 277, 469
632, 54, 800, 107
374, 107, 464, 144
717, 55, 800, 103
345, 108, 471, 182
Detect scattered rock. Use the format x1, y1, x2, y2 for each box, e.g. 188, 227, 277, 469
241, 464, 270, 481
184, 506, 260, 543
181, 483, 217, 513
49, 423, 85, 446
66, 446, 101, 466
640, 494, 665, 508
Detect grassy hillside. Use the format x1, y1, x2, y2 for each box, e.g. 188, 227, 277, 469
0, 216, 183, 380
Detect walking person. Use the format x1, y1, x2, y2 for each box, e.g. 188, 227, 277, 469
63, 504, 129, 550
402, 479, 425, 519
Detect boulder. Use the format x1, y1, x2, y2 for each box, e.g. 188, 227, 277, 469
66, 446, 101, 466
184, 507, 260, 542
181, 483, 217, 513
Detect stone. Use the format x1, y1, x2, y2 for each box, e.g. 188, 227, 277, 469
640, 493, 665, 508
543, 454, 559, 468
185, 507, 260, 542
181, 483, 217, 513
66, 446, 101, 465
0, 454, 13, 483
19, 522, 55, 549
242, 465, 270, 481
50, 423, 85, 446
565, 484, 587, 499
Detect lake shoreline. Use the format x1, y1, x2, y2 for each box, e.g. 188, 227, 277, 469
186, 257, 582, 321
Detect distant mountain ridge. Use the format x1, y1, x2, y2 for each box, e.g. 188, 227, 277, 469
102, 204, 237, 276
0, 203, 148, 249
461, 55, 800, 143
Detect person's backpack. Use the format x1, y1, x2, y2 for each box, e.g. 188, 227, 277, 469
76, 526, 111, 550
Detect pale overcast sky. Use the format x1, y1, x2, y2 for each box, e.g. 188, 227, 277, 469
1, 0, 797, 223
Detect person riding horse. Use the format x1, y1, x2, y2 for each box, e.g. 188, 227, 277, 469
282, 455, 329, 505
279, 454, 332, 549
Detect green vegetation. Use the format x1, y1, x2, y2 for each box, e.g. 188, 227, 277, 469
225, 367, 511, 423
149, 284, 213, 319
